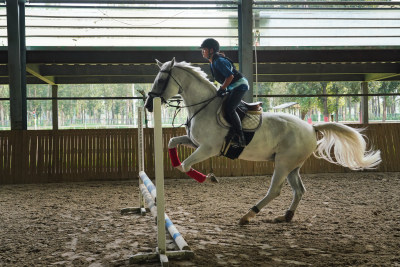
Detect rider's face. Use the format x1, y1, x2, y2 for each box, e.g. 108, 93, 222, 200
201, 48, 213, 60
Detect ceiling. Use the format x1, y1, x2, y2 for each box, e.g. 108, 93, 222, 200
1, 46, 399, 85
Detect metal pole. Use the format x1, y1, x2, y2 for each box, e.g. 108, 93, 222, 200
7, 0, 27, 130
19, 0, 27, 130
52, 85, 58, 130
360, 82, 369, 124
238, 0, 253, 102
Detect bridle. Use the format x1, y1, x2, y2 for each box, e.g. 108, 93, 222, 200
148, 66, 219, 128
148, 68, 183, 102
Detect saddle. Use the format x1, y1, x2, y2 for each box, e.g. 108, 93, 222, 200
217, 98, 263, 159
217, 98, 263, 132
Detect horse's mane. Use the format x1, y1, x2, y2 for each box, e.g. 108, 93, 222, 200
174, 61, 216, 90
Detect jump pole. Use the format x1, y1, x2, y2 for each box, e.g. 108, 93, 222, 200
139, 170, 190, 251
129, 98, 194, 266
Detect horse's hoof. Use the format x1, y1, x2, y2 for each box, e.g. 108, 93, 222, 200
285, 210, 295, 222
238, 210, 256, 225
238, 218, 250, 225
175, 165, 184, 173
205, 173, 219, 183
274, 210, 294, 223
273, 215, 286, 223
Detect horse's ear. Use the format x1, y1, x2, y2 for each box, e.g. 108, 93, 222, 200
166, 57, 175, 70
155, 59, 163, 69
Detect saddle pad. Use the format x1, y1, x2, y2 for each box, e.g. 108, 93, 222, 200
217, 106, 262, 132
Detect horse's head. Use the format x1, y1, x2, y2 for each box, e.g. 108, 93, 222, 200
145, 58, 181, 112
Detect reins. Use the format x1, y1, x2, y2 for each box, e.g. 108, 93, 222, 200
166, 95, 218, 128
159, 66, 219, 128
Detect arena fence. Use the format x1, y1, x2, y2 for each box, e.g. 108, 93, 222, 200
0, 123, 398, 184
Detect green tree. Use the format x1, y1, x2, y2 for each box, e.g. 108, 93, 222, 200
340, 82, 360, 121
372, 81, 400, 122
288, 82, 319, 119
0, 85, 10, 127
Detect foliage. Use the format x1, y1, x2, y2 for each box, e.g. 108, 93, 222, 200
1, 81, 400, 129
256, 81, 400, 123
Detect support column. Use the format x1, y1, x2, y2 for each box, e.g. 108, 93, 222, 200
7, 0, 27, 130
360, 81, 369, 124
153, 98, 166, 258
238, 0, 253, 102
52, 85, 58, 130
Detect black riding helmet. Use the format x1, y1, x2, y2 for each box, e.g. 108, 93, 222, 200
200, 38, 220, 52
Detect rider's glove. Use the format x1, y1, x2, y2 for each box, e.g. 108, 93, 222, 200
217, 87, 226, 97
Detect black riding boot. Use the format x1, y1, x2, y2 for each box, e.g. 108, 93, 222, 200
229, 111, 246, 147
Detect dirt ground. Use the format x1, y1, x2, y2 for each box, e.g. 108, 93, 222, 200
1, 172, 399, 267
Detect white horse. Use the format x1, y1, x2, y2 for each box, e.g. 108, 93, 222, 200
144, 58, 381, 225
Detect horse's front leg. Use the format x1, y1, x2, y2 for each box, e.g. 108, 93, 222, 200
180, 145, 213, 172
168, 137, 218, 183
168, 135, 197, 150
168, 135, 197, 173
181, 145, 219, 183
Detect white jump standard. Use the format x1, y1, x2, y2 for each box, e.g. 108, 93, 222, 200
127, 99, 194, 266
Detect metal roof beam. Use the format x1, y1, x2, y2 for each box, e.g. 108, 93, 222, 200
26, 64, 56, 85
27, 0, 238, 5
54, 75, 155, 84
365, 73, 400, 82
379, 75, 400, 81
37, 63, 211, 77
255, 74, 365, 82
25, 50, 222, 64
256, 62, 400, 75
12, 48, 400, 65
254, 1, 400, 6
255, 49, 400, 63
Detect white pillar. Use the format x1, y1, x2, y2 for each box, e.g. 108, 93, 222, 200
153, 97, 167, 257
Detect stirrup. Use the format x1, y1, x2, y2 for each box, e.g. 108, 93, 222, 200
237, 132, 246, 147
227, 128, 246, 147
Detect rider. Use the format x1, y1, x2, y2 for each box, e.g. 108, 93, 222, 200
200, 38, 249, 147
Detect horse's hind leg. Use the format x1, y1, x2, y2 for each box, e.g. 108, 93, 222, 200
274, 167, 306, 223
239, 165, 290, 225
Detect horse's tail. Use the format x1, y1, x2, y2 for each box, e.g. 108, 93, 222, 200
313, 123, 381, 170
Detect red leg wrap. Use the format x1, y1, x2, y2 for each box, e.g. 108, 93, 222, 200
169, 148, 206, 183
168, 148, 181, 167
186, 168, 207, 183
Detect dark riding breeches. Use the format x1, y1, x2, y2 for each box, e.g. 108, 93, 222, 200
225, 88, 247, 133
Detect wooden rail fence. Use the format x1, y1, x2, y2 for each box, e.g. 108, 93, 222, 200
0, 124, 398, 184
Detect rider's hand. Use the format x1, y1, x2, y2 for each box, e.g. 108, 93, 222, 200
217, 87, 226, 97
